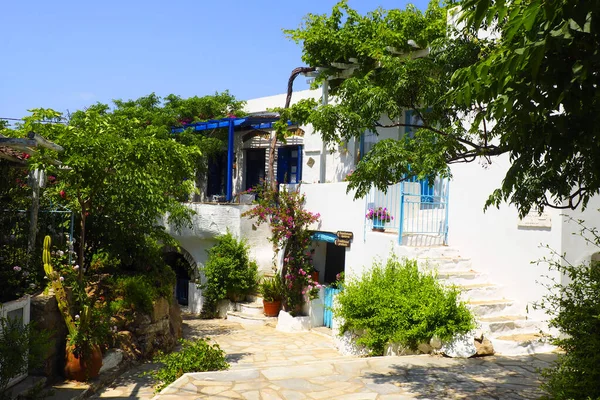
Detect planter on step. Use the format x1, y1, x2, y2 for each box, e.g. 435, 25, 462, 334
64, 345, 103, 381
262, 300, 281, 317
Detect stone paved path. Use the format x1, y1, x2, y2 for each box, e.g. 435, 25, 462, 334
93, 315, 555, 399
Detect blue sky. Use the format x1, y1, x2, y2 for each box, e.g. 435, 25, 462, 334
1, 0, 429, 119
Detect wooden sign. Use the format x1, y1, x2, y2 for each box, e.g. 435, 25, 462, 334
336, 231, 354, 240
335, 239, 351, 247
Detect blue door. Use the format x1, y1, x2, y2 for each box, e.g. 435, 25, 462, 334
277, 146, 302, 184
323, 287, 342, 328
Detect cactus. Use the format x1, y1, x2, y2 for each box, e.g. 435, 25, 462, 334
43, 235, 76, 336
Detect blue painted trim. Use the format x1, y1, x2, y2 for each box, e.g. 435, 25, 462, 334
398, 182, 405, 245
444, 181, 450, 245
311, 231, 337, 243
297, 145, 303, 183
226, 119, 234, 202
171, 116, 294, 134
359, 132, 365, 160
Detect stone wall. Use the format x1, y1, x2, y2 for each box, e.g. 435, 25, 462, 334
30, 293, 67, 382
118, 297, 183, 359
29, 292, 183, 380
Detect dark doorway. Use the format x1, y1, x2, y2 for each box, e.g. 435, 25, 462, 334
207, 152, 226, 198
245, 148, 266, 190
164, 252, 191, 306
324, 242, 346, 284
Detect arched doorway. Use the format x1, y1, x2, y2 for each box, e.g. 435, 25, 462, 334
163, 246, 197, 306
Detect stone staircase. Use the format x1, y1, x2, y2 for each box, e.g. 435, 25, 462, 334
414, 247, 555, 355
225, 295, 277, 327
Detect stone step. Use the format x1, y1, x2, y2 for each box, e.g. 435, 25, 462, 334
418, 257, 473, 272
458, 283, 505, 301
226, 311, 277, 327
413, 246, 462, 258
478, 315, 545, 335
246, 294, 263, 303
437, 270, 484, 286
467, 299, 514, 317
490, 333, 556, 356
238, 302, 264, 317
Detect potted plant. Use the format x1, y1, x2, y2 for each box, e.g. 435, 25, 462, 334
259, 275, 283, 317
42, 236, 109, 381
366, 207, 393, 232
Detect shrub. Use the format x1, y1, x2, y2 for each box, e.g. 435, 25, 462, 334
334, 256, 475, 355
0, 318, 51, 399
533, 221, 600, 400
149, 339, 229, 392
111, 268, 175, 315
202, 232, 258, 311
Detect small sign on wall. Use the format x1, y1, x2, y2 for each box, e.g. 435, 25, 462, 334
518, 208, 552, 229
335, 238, 351, 247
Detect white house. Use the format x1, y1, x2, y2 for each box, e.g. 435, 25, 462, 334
166, 87, 600, 355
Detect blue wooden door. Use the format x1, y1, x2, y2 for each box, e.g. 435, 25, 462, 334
323, 287, 341, 328
277, 146, 302, 184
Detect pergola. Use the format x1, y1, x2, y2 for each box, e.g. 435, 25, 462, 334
172, 113, 292, 202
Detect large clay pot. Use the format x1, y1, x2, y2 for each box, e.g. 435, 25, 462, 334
64, 345, 103, 381
263, 300, 281, 317
311, 271, 319, 283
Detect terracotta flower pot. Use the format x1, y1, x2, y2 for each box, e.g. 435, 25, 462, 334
64, 345, 103, 381
311, 271, 319, 283
263, 300, 281, 317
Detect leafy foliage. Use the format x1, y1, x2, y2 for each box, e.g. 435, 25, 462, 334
335, 256, 475, 355
149, 338, 229, 393
258, 275, 284, 302
111, 273, 175, 315
533, 220, 600, 399
243, 183, 322, 314
0, 318, 51, 399
201, 232, 258, 312
452, 0, 600, 215
286, 0, 600, 216
42, 236, 112, 359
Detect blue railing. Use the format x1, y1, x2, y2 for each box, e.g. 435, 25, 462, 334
323, 287, 342, 328
365, 177, 450, 246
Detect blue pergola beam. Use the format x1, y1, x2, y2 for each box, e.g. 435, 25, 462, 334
226, 119, 235, 202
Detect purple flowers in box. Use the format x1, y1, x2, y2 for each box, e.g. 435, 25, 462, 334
365, 207, 393, 222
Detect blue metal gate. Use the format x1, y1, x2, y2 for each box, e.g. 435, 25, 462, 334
399, 177, 449, 245
323, 287, 341, 328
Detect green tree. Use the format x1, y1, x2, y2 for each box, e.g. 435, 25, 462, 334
4, 92, 245, 270
40, 104, 199, 268
285, 0, 600, 217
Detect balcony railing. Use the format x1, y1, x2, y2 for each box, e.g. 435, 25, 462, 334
365, 177, 449, 246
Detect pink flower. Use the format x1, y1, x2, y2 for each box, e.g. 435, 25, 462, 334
13, 266, 21, 272
59, 276, 64, 282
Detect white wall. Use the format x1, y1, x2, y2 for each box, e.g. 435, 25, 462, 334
301, 183, 427, 281
560, 196, 600, 276
163, 203, 274, 276
447, 154, 563, 314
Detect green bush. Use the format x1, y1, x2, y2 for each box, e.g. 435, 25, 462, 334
533, 222, 600, 400
334, 256, 475, 355
112, 268, 175, 315
149, 338, 229, 392
202, 232, 258, 311
0, 318, 51, 399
